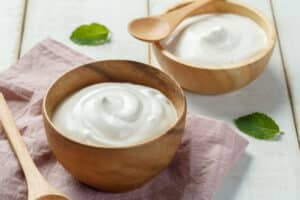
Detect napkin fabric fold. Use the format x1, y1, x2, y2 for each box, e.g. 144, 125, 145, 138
0, 39, 248, 200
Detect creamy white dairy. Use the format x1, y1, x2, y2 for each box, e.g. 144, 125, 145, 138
52, 83, 177, 147
161, 13, 268, 67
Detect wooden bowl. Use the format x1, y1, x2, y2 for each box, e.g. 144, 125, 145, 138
152, 0, 276, 94
42, 60, 186, 192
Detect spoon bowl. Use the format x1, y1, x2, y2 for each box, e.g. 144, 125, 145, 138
128, 0, 215, 42
129, 17, 170, 41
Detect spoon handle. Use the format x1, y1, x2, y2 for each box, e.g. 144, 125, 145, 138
0, 93, 56, 199
161, 0, 218, 31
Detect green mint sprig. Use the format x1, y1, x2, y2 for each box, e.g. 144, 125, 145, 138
234, 112, 281, 140
70, 23, 111, 45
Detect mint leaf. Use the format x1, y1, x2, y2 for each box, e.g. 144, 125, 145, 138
234, 112, 280, 140
70, 23, 111, 45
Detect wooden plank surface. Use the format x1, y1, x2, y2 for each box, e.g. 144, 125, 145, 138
149, 0, 300, 199
7, 0, 300, 199
0, 0, 26, 71
21, 0, 148, 62
271, 0, 300, 142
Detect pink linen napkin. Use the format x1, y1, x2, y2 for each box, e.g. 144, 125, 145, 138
0, 38, 248, 200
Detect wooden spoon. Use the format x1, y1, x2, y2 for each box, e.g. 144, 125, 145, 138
0, 93, 68, 200
128, 0, 221, 42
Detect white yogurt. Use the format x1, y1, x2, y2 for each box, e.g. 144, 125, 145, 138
161, 13, 268, 67
52, 83, 177, 147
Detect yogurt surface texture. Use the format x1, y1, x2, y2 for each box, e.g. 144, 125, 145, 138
161, 13, 268, 67
52, 82, 177, 147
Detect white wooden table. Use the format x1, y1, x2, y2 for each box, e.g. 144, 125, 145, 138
1, 0, 299, 199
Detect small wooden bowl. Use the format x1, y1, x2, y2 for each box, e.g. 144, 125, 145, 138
153, 0, 276, 94
42, 60, 186, 192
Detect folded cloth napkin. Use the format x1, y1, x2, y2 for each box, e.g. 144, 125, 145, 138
0, 38, 248, 200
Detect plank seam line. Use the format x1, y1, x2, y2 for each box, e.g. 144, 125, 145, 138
17, 0, 29, 58
269, 0, 300, 149
147, 0, 152, 64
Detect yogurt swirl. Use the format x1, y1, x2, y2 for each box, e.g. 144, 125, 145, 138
161, 13, 268, 67
52, 83, 177, 147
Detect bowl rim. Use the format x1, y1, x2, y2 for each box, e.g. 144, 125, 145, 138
42, 59, 187, 150
153, 0, 276, 70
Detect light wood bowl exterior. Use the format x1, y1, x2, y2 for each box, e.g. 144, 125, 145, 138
153, 0, 276, 94
42, 60, 186, 192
